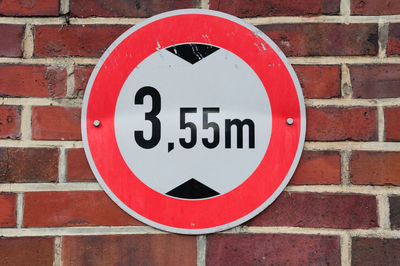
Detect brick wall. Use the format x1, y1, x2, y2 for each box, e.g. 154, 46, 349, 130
0, 0, 399, 265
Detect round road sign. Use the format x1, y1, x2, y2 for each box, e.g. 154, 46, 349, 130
82, 9, 306, 234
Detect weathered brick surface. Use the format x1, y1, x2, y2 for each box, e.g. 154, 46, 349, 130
0, 106, 21, 139
306, 107, 378, 141
0, 65, 67, 98
388, 23, 400, 56
0, 237, 54, 266
32, 106, 81, 140
71, 0, 197, 17
206, 234, 340, 265
0, 25, 24, 57
0, 148, 58, 182
62, 234, 197, 266
290, 151, 341, 185
0, 193, 16, 227
248, 192, 378, 229
258, 24, 378, 56
0, 0, 59, 16
66, 148, 95, 182
351, 0, 400, 15
74, 65, 94, 97
385, 107, 400, 141
34, 25, 130, 57
210, 0, 340, 17
23, 191, 142, 227
350, 151, 400, 185
390, 196, 400, 229
294, 65, 341, 99
350, 65, 400, 98
352, 238, 400, 266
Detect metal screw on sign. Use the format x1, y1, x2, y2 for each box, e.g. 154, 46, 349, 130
93, 120, 101, 127
286, 118, 294, 125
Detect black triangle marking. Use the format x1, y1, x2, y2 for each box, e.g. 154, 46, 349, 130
166, 178, 220, 199
166, 44, 219, 64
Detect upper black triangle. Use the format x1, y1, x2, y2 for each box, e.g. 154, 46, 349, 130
166, 44, 219, 64
166, 178, 220, 199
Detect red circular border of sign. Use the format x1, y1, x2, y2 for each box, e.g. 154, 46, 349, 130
85, 13, 302, 231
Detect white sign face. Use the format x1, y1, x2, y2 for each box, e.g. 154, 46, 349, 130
115, 44, 272, 198
82, 9, 306, 234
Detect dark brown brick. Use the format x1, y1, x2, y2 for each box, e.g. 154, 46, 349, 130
306, 107, 378, 141
0, 237, 54, 266
0, 25, 24, 57
34, 25, 130, 57
258, 23, 378, 56
290, 151, 341, 185
207, 234, 340, 265
352, 0, 400, 15
66, 148, 95, 182
294, 65, 341, 98
350, 65, 400, 98
32, 106, 81, 140
388, 23, 400, 56
0, 0, 59, 16
350, 151, 400, 185
385, 107, 400, 141
352, 238, 400, 266
23, 191, 142, 227
248, 192, 378, 229
0, 193, 16, 227
390, 196, 400, 229
62, 234, 197, 266
0, 65, 67, 98
0, 148, 58, 183
74, 65, 94, 97
71, 0, 197, 17
0, 106, 21, 139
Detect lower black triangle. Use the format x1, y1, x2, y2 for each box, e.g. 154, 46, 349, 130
166, 178, 220, 199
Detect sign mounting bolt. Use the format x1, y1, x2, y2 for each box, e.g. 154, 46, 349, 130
93, 120, 101, 127
286, 118, 294, 125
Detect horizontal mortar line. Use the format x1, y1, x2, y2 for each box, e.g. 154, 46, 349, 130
0, 57, 98, 65
0, 17, 66, 25
235, 226, 400, 238
285, 185, 400, 195
0, 182, 100, 192
0, 97, 83, 106
69, 17, 144, 25
0, 140, 83, 148
304, 141, 400, 151
0, 226, 165, 237
305, 98, 400, 107
289, 56, 400, 65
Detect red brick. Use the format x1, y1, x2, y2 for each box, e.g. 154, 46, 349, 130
0, 65, 67, 98
388, 23, 400, 56
62, 234, 196, 266
385, 107, 400, 141
32, 106, 81, 140
258, 24, 378, 56
0, 0, 59, 16
306, 107, 378, 141
294, 65, 341, 99
350, 151, 400, 185
34, 25, 130, 57
207, 234, 340, 265
0, 193, 16, 227
210, 0, 339, 17
0, 148, 58, 182
0, 237, 54, 266
0, 25, 24, 57
71, 0, 197, 17
66, 148, 95, 182
350, 65, 400, 98
389, 196, 400, 229
0, 106, 21, 139
74, 65, 94, 97
23, 191, 142, 227
352, 0, 400, 15
248, 192, 378, 229
352, 238, 400, 266
290, 151, 341, 185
